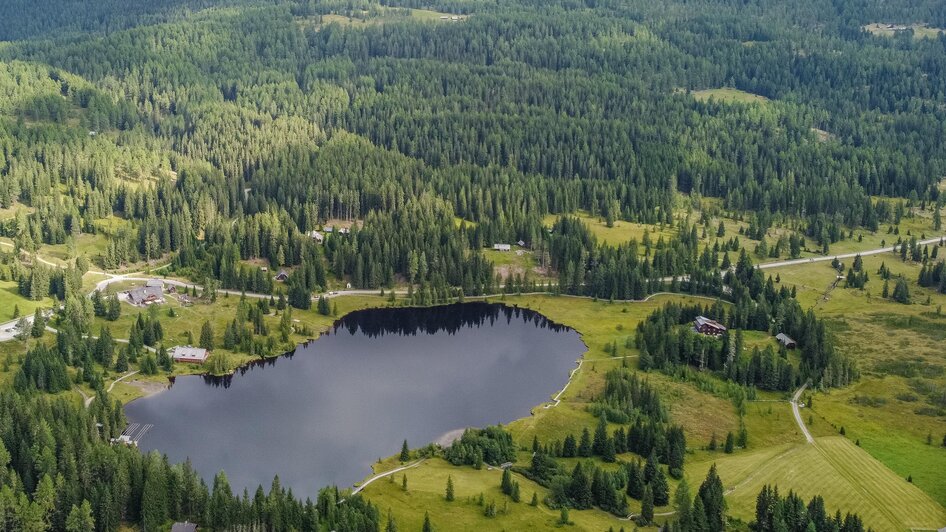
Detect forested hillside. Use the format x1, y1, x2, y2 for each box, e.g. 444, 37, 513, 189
0, 0, 944, 529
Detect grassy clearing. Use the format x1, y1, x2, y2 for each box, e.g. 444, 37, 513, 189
0, 280, 54, 321
691, 88, 769, 105
299, 8, 464, 29
863, 23, 945, 39
690, 437, 946, 530
359, 457, 651, 531
542, 211, 676, 248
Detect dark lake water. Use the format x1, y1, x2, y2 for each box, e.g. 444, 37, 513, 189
124, 302, 584, 498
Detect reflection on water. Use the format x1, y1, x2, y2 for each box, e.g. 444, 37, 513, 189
125, 302, 583, 498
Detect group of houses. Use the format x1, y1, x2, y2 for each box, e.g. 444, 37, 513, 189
122, 280, 212, 364
307, 226, 352, 245
693, 315, 796, 349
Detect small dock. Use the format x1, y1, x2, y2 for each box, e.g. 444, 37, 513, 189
113, 423, 153, 446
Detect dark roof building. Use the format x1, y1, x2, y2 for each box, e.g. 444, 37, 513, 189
274, 270, 290, 282
126, 285, 164, 306
775, 333, 797, 349
694, 316, 727, 336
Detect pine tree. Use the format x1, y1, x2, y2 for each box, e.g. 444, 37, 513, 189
673, 479, 693, 530
445, 476, 454, 501
30, 307, 45, 338
698, 464, 726, 532
114, 349, 128, 372
652, 466, 670, 506
106, 296, 121, 321
558, 506, 570, 525
626, 461, 645, 500
422, 511, 432, 532
578, 428, 592, 457
530, 492, 539, 506
317, 295, 330, 316
501, 468, 512, 495
400, 440, 410, 462
724, 432, 735, 454
640, 485, 654, 525
593, 415, 609, 455
65, 500, 95, 532
199, 320, 215, 349
385, 511, 398, 532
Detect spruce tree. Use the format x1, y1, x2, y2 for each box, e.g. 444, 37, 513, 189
652, 467, 670, 506
400, 440, 410, 462
501, 468, 512, 495
422, 511, 432, 532
724, 432, 735, 454
445, 475, 454, 501
640, 485, 654, 525
30, 307, 45, 338
199, 321, 215, 350
593, 415, 608, 455
578, 428, 592, 457
698, 464, 726, 532
673, 479, 693, 530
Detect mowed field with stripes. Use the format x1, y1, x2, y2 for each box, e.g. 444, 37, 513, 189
690, 436, 946, 531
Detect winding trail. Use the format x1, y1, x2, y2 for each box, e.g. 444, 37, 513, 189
791, 382, 814, 444
349, 459, 425, 497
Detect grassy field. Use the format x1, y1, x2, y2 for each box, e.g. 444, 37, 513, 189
771, 248, 946, 505
691, 88, 769, 105
542, 211, 676, 248
690, 436, 946, 530
0, 280, 54, 321
359, 457, 650, 531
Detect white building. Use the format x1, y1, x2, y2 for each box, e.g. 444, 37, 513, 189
493, 243, 511, 252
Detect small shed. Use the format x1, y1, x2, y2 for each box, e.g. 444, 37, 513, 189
694, 316, 727, 336
274, 270, 290, 282
775, 333, 797, 349
171, 523, 198, 532
170, 346, 209, 364
309, 230, 324, 244
517, 239, 526, 247
493, 243, 511, 252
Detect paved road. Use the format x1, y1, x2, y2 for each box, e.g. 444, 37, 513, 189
791, 382, 814, 444
0, 316, 31, 342
757, 236, 945, 271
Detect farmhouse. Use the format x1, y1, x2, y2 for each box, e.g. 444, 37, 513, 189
493, 243, 511, 252
776, 333, 797, 349
126, 283, 165, 306
170, 346, 209, 364
309, 230, 324, 244
694, 316, 727, 336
